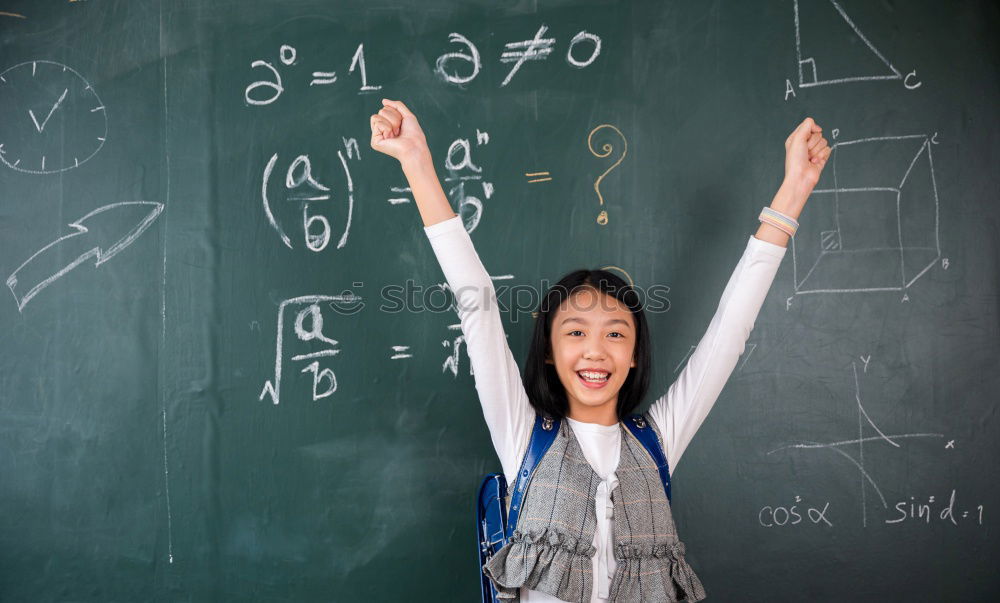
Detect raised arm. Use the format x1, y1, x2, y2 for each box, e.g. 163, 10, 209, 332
370, 100, 534, 484
646, 236, 785, 475
648, 117, 831, 474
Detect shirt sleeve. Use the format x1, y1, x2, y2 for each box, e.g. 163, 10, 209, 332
647, 235, 786, 476
424, 216, 534, 485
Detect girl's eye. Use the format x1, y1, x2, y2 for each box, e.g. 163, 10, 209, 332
567, 330, 625, 337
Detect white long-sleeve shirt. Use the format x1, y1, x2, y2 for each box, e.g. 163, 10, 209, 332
424, 215, 786, 602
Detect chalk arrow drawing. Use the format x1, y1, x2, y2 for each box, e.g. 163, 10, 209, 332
7, 201, 164, 311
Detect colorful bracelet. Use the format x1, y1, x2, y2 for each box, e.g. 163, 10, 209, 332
758, 206, 799, 237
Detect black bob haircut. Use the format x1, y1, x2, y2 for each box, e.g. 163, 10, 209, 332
523, 269, 652, 422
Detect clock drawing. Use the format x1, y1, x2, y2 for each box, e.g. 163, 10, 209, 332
0, 60, 108, 174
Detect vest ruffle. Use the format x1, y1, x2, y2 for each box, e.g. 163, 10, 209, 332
482, 527, 597, 601
608, 540, 707, 602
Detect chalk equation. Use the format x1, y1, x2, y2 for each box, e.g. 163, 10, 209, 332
261, 138, 360, 251
245, 43, 381, 106
0, 60, 107, 174
885, 490, 984, 526
444, 128, 492, 232
388, 128, 493, 233
260, 294, 362, 405
759, 492, 986, 528
7, 201, 164, 311
437, 25, 602, 87
242, 25, 602, 105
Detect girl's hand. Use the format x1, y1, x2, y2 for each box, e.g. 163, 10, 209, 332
369, 99, 430, 165
783, 117, 831, 200
755, 117, 831, 246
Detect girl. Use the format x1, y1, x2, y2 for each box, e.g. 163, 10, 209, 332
370, 99, 830, 602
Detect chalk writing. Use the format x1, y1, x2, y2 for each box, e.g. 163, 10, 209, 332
439, 273, 514, 377
758, 495, 833, 527
444, 128, 493, 233
260, 294, 362, 405
244, 43, 380, 106
387, 185, 412, 205
500, 25, 556, 86
390, 345, 412, 360
435, 33, 481, 85
261, 138, 358, 251
348, 43, 381, 92
441, 323, 468, 377
435, 25, 602, 87
885, 490, 984, 526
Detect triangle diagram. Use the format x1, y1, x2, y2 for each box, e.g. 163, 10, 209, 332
794, 0, 902, 87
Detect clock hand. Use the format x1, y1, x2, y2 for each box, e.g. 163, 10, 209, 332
27, 110, 42, 133
28, 88, 69, 133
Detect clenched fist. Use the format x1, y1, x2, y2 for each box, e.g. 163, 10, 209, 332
370, 99, 430, 164
784, 117, 831, 198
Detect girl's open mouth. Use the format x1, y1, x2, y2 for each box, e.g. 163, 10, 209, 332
577, 370, 610, 389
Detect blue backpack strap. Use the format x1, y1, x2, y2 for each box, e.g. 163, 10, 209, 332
624, 413, 672, 503
505, 414, 561, 542
476, 473, 507, 603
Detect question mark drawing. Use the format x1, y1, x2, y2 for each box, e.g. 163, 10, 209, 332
587, 124, 627, 226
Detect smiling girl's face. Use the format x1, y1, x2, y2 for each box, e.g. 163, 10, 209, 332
546, 287, 637, 425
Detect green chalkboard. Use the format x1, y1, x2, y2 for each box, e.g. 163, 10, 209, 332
1, 0, 997, 600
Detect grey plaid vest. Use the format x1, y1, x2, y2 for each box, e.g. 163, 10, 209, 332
483, 413, 706, 602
